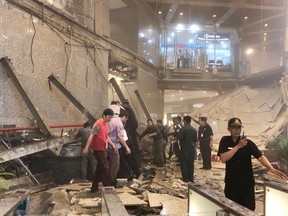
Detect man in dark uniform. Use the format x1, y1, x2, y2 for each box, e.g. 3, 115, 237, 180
198, 116, 213, 170
177, 115, 197, 182
168, 116, 182, 160
140, 119, 164, 167
218, 117, 287, 211
156, 119, 168, 164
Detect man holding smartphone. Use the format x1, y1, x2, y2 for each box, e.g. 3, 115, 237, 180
218, 117, 287, 211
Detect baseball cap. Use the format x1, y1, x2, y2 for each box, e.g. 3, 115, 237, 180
199, 116, 207, 122
228, 117, 242, 127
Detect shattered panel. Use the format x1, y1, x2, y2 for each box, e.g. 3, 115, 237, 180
118, 192, 148, 206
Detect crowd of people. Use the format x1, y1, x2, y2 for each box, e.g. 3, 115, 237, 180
74, 104, 287, 212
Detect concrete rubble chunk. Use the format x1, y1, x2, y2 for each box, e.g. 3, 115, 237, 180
160, 198, 188, 215
49, 189, 71, 215
78, 197, 101, 208
147, 192, 186, 208
118, 192, 148, 206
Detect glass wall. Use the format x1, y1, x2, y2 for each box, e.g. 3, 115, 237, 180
160, 25, 232, 71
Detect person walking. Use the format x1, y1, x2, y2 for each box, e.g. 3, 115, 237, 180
107, 108, 131, 186
218, 117, 287, 211
82, 108, 114, 192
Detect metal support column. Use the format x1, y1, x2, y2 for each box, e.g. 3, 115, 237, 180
0, 139, 40, 185
0, 57, 51, 137
48, 74, 96, 123
134, 90, 152, 119
109, 78, 126, 102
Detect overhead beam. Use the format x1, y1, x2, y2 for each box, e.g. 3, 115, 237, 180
0, 137, 71, 163
242, 13, 286, 28
245, 28, 284, 36
109, 78, 126, 103
164, 4, 179, 24
215, 0, 247, 27
134, 90, 152, 119
48, 74, 96, 123
145, 0, 286, 11
0, 57, 51, 138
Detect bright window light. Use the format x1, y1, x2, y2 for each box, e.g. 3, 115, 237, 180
190, 24, 200, 32
176, 24, 185, 31
246, 48, 254, 55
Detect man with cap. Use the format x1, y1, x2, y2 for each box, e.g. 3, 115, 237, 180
198, 116, 213, 170
218, 117, 287, 211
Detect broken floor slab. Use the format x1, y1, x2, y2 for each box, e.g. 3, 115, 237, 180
118, 192, 148, 206
147, 192, 186, 208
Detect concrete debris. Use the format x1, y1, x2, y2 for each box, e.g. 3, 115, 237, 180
78, 198, 101, 208
118, 192, 148, 206
1, 151, 285, 215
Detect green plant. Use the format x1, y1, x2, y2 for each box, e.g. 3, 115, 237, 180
0, 158, 14, 191
266, 136, 288, 161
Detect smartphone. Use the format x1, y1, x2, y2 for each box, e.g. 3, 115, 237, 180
242, 131, 246, 139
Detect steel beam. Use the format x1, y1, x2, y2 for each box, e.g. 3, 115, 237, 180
145, 0, 286, 11
48, 74, 96, 123
243, 14, 285, 28
0, 57, 51, 137
101, 187, 129, 216
109, 78, 126, 103
134, 90, 152, 120
215, 0, 247, 27
164, 4, 179, 24
0, 136, 71, 163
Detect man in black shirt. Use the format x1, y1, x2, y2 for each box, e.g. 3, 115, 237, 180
140, 119, 164, 167
177, 115, 197, 182
218, 117, 287, 211
156, 119, 168, 164
198, 116, 213, 170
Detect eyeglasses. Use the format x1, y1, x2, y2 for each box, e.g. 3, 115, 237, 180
229, 125, 242, 130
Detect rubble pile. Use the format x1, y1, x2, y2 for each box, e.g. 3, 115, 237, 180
1, 156, 287, 215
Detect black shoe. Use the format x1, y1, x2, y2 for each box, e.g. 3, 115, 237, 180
90, 189, 98, 193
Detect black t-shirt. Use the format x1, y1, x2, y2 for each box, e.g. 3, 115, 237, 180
217, 136, 262, 186
198, 123, 213, 142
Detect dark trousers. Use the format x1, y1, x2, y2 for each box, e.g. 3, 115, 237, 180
200, 140, 211, 169
224, 184, 255, 211
168, 140, 180, 159
179, 148, 195, 182
177, 58, 181, 68
91, 150, 110, 191
152, 139, 164, 166
183, 58, 189, 68
163, 141, 167, 164
81, 149, 97, 180
118, 147, 141, 178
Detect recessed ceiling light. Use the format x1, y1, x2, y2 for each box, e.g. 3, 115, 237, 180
169, 9, 172, 12
263, 46, 266, 50
244, 16, 248, 20
180, 12, 183, 16
158, 11, 162, 14
213, 14, 217, 18
264, 32, 267, 36
264, 23, 268, 27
